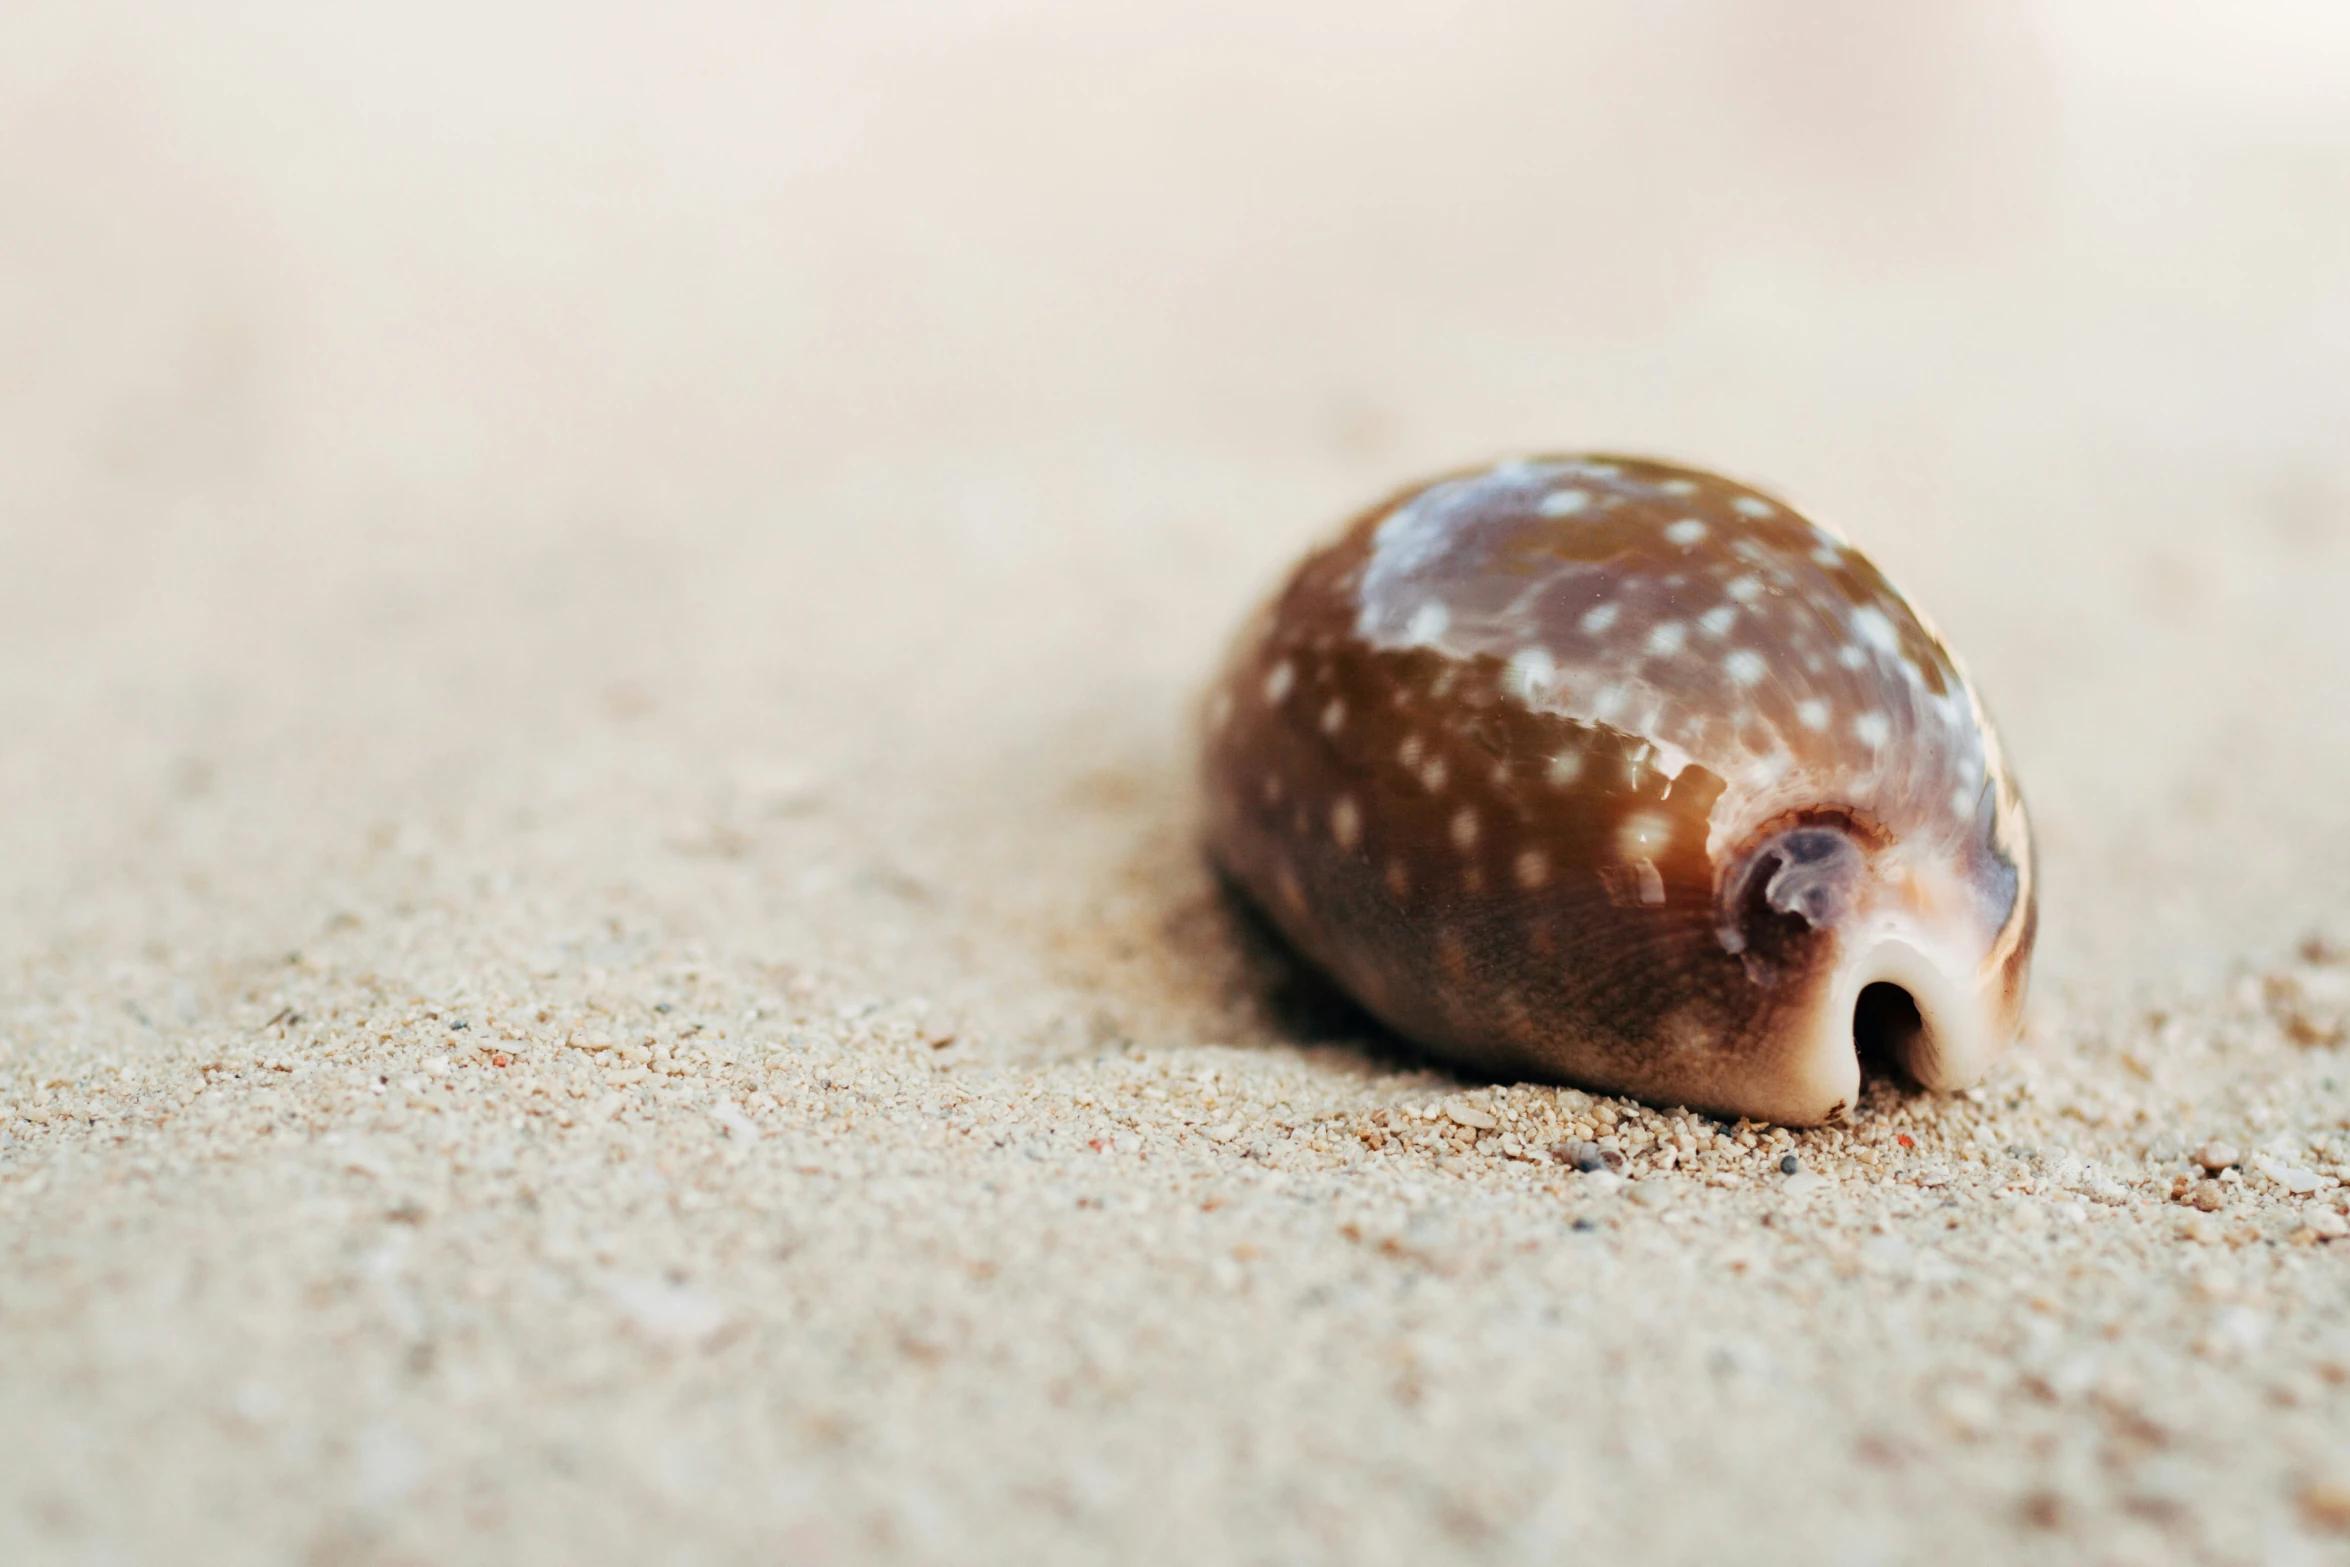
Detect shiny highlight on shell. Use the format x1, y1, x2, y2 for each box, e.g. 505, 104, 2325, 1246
1201, 455, 2036, 1126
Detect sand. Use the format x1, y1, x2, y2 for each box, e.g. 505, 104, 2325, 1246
6, 4, 2350, 1563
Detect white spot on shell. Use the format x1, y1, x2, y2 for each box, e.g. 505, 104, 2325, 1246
1731, 496, 1775, 519
1514, 848, 1550, 890
1659, 478, 1700, 497
1850, 607, 1901, 653
1420, 756, 1449, 793
1664, 518, 1708, 547
1263, 661, 1295, 704
1398, 734, 1424, 768
1617, 812, 1671, 858
1581, 603, 1620, 636
1405, 601, 1451, 646
1331, 796, 1362, 850
1320, 698, 1346, 735
1539, 488, 1592, 518
1726, 576, 1764, 604
1838, 643, 1868, 670
1262, 773, 1284, 804
1593, 684, 1631, 723
1795, 698, 1831, 731
1546, 751, 1584, 787
1505, 647, 1556, 704
1853, 711, 1891, 747
1950, 784, 1977, 818
1450, 808, 1480, 851
1698, 605, 1737, 638
1646, 622, 1688, 657
1723, 649, 1767, 686
1811, 545, 1842, 567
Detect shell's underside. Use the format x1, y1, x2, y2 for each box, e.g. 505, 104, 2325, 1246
1202, 455, 2036, 1126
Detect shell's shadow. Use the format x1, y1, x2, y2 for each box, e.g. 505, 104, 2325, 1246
1063, 755, 1460, 1084
1193, 859, 1485, 1090
1201, 869, 1460, 1082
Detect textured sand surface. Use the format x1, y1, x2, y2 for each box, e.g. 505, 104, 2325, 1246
7, 4, 2350, 1563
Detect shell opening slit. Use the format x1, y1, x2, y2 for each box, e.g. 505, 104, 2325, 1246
1201, 455, 2037, 1127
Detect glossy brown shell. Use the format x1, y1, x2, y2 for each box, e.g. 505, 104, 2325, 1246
1201, 455, 2035, 1126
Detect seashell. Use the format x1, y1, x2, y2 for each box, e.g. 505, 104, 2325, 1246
1200, 455, 2035, 1126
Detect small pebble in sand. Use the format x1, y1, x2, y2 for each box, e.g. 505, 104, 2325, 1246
1550, 1140, 1611, 1173
1780, 1152, 1802, 1176
2301, 1482, 2350, 1533
2197, 1141, 2240, 1172
2018, 1489, 2069, 1531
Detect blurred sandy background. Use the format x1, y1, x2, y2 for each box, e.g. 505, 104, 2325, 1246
5, 3, 2350, 1564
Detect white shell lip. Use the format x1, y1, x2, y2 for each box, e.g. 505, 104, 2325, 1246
1712, 763, 2031, 1124
1776, 909, 2008, 1124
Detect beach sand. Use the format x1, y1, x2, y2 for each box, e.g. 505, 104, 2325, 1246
6, 4, 2350, 1562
